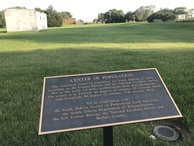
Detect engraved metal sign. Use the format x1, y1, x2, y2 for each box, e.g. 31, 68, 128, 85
39, 68, 182, 135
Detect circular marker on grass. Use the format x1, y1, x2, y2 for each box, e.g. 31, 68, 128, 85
153, 125, 179, 141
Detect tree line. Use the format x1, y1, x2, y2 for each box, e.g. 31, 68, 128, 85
0, 5, 193, 28
95, 6, 194, 23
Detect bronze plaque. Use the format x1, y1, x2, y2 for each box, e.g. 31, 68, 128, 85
39, 68, 182, 135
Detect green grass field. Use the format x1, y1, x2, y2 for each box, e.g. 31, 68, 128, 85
0, 22, 194, 146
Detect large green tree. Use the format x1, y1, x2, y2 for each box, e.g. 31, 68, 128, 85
104, 11, 112, 23
59, 11, 72, 19
173, 7, 188, 15
147, 8, 176, 22
134, 5, 155, 21
103, 9, 125, 23
188, 9, 194, 14
46, 5, 63, 27
125, 11, 134, 22
97, 13, 105, 23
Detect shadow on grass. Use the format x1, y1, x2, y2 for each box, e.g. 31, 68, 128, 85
0, 30, 7, 33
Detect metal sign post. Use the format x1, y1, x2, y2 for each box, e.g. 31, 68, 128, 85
103, 126, 113, 146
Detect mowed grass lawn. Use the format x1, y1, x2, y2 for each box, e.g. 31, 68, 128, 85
0, 22, 194, 146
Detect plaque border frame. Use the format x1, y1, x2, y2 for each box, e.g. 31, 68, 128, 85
39, 68, 182, 135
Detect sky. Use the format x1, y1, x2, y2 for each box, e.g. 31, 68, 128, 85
0, 0, 193, 21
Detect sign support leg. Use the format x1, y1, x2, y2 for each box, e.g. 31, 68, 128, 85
103, 126, 113, 146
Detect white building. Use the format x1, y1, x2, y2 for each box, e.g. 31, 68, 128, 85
188, 13, 194, 18
177, 14, 187, 20
4, 9, 47, 32
177, 13, 194, 20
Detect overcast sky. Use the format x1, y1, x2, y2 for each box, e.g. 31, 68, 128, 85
0, 0, 193, 21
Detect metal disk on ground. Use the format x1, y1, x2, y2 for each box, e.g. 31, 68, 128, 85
153, 125, 179, 141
